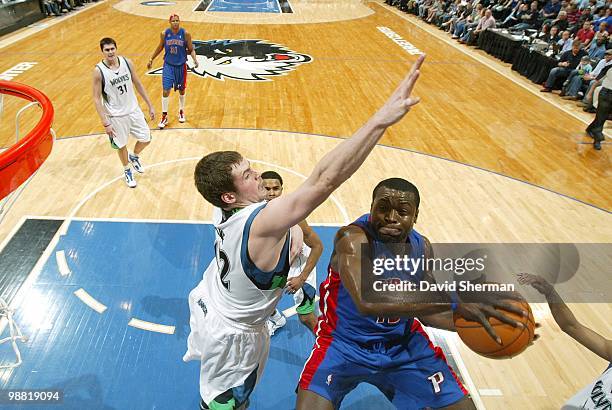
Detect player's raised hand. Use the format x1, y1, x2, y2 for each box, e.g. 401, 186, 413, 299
373, 54, 425, 128
517, 273, 554, 296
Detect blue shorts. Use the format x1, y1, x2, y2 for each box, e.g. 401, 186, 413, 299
299, 321, 467, 409
162, 62, 187, 91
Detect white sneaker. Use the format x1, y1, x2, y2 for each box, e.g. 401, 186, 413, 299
266, 309, 286, 336
124, 168, 136, 188
158, 113, 168, 129
128, 153, 144, 174
178, 109, 186, 123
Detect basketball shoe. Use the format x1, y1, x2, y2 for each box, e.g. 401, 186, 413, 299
124, 168, 136, 188
158, 113, 168, 129
178, 109, 186, 123
266, 309, 286, 336
128, 153, 144, 173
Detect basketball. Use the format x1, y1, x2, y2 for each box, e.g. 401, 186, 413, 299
453, 299, 535, 359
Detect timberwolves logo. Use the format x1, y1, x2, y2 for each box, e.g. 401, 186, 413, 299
147, 39, 312, 82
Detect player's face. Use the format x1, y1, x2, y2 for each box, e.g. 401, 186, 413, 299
102, 44, 117, 62
231, 159, 266, 204
170, 17, 180, 31
370, 187, 418, 243
262, 179, 283, 201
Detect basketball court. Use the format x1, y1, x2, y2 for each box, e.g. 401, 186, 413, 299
0, 1, 610, 409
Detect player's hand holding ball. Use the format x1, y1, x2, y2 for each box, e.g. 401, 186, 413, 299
453, 282, 536, 359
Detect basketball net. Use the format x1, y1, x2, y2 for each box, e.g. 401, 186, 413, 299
0, 297, 28, 369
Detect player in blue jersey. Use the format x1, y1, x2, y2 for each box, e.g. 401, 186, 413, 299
297, 178, 528, 410
147, 14, 199, 129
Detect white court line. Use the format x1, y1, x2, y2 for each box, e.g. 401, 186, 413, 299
128, 318, 175, 334
444, 331, 487, 410
479, 389, 503, 396
73, 288, 107, 314
55, 250, 71, 277
282, 296, 320, 318
381, 3, 608, 132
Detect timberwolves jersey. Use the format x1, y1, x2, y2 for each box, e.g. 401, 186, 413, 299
317, 214, 426, 345
164, 28, 187, 66
203, 203, 292, 327
96, 56, 139, 117
562, 363, 612, 409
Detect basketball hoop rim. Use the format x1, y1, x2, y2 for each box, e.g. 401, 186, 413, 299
0, 81, 54, 201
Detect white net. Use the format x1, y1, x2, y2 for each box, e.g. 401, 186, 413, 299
0, 297, 28, 369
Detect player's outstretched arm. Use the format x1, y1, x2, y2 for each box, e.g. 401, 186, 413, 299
252, 55, 425, 240
519, 273, 612, 361
126, 58, 155, 120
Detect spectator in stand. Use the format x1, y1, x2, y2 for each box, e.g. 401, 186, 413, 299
577, 6, 594, 27
511, 1, 542, 30
558, 30, 574, 53
561, 55, 593, 99
566, 3, 583, 28
454, 4, 484, 38
581, 49, 612, 110
576, 20, 596, 47
460, 7, 496, 44
594, 18, 611, 35
551, 10, 571, 31
541, 41, 588, 91
541, 25, 562, 43
542, 0, 562, 22
587, 32, 607, 61
500, 2, 528, 27
592, 6, 612, 29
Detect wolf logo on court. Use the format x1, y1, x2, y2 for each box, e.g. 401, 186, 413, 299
147, 39, 313, 82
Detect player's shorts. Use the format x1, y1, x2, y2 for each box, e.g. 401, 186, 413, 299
288, 245, 317, 315
298, 320, 467, 409
107, 110, 151, 149
183, 279, 270, 408
162, 62, 187, 91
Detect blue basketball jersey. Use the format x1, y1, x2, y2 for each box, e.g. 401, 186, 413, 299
318, 214, 426, 346
164, 28, 188, 66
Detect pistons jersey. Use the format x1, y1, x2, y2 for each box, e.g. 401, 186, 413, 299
317, 214, 427, 346
164, 28, 188, 66
202, 203, 292, 327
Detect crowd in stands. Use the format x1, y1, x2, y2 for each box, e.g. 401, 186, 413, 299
385, 0, 612, 113
40, 0, 98, 17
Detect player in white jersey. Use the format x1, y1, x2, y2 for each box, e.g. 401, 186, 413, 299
92, 37, 155, 188
519, 274, 612, 409
184, 55, 427, 410
261, 171, 323, 335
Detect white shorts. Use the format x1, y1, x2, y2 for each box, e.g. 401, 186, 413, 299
288, 245, 317, 314
183, 279, 270, 406
108, 110, 151, 149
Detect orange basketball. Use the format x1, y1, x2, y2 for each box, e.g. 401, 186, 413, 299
453, 299, 535, 359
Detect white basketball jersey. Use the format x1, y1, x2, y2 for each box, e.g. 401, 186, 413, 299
96, 56, 140, 117
562, 364, 611, 409
203, 202, 291, 327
